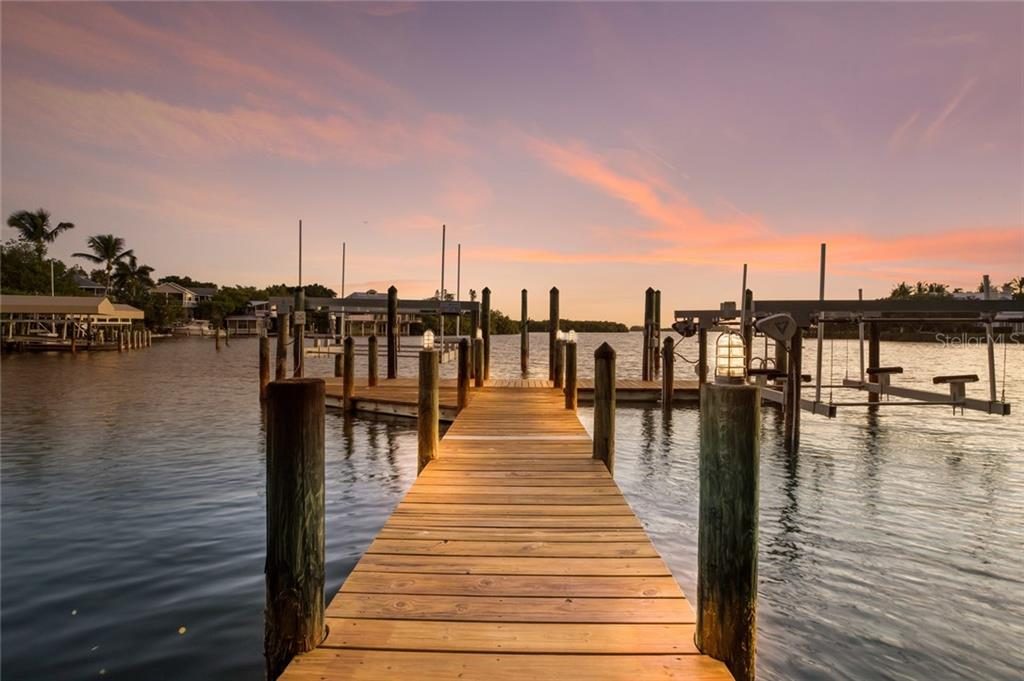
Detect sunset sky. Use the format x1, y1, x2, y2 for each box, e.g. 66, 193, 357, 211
2, 2, 1021, 324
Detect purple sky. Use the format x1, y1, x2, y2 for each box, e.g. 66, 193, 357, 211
2, 2, 1021, 323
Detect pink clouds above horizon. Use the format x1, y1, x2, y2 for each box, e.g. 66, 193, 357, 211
2, 2, 1021, 324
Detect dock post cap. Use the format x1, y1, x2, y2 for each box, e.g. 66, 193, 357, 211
482, 286, 491, 293
594, 342, 616, 359
646, 286, 655, 293
521, 287, 527, 293
388, 285, 397, 293
550, 286, 559, 293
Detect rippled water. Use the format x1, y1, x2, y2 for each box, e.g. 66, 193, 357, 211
2, 332, 1022, 680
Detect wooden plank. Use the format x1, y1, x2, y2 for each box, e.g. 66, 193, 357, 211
377, 527, 651, 542
352, 555, 672, 576
322, 619, 699, 654
279, 650, 732, 681
367, 539, 660, 558
383, 515, 643, 529
326, 593, 693, 623
339, 572, 684, 598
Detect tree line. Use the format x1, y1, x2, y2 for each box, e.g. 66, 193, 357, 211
2, 207, 337, 329
889, 278, 1023, 300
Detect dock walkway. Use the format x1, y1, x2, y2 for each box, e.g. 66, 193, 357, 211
280, 386, 732, 680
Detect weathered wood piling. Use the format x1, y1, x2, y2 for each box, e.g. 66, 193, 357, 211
697, 382, 759, 681
593, 342, 616, 473
662, 336, 674, 409
387, 286, 398, 379
481, 286, 491, 381
292, 291, 305, 378
343, 336, 355, 412
367, 335, 378, 387
259, 336, 271, 401
643, 287, 655, 381
275, 313, 290, 381
472, 336, 484, 388
417, 347, 439, 474
520, 288, 529, 375
264, 378, 325, 681
548, 286, 559, 381
784, 334, 802, 451
554, 337, 565, 389
565, 337, 577, 410
457, 337, 470, 411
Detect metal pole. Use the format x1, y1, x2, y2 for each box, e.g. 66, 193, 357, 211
440, 224, 446, 353
814, 243, 825, 404
298, 219, 302, 287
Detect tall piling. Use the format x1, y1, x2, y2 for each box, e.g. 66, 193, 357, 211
387, 286, 398, 379
868, 322, 880, 406
458, 337, 470, 411
264, 378, 325, 681
417, 347, 439, 474
473, 336, 484, 388
292, 290, 305, 378
343, 336, 355, 412
698, 327, 709, 385
697, 382, 759, 681
367, 335, 379, 387
520, 288, 529, 376
259, 336, 271, 401
481, 287, 492, 380
565, 338, 578, 411
554, 338, 565, 389
275, 313, 290, 381
642, 288, 654, 381
662, 336, 674, 409
548, 287, 560, 381
784, 333, 803, 451
593, 342, 616, 474
653, 289, 662, 376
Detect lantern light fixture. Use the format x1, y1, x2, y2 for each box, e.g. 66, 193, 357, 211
714, 331, 746, 384
475, 328, 483, 340
423, 329, 435, 350
567, 330, 577, 343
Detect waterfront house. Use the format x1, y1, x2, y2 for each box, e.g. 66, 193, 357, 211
150, 282, 217, 319
73, 273, 107, 296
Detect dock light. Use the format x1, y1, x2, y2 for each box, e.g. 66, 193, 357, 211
715, 332, 746, 384
423, 329, 435, 350
556, 330, 566, 342
475, 328, 483, 340
567, 330, 577, 343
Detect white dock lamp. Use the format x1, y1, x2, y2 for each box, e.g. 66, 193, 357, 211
475, 328, 483, 340
567, 330, 577, 343
423, 329, 435, 350
715, 332, 747, 384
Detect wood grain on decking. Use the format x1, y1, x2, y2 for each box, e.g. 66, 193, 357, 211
280, 387, 732, 681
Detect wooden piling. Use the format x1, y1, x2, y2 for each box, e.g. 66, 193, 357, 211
698, 327, 709, 385
214, 326, 220, 351
276, 313, 290, 381
367, 335, 378, 387
457, 337, 470, 411
473, 337, 484, 388
343, 336, 355, 412
564, 340, 577, 411
653, 289, 662, 376
593, 342, 616, 473
697, 382, 759, 681
259, 336, 271, 402
264, 378, 325, 681
70, 324, 77, 354
662, 336, 674, 408
334, 352, 343, 378
117, 329, 123, 353
553, 338, 565, 389
868, 322, 880, 406
642, 287, 654, 381
784, 333, 802, 451
481, 287, 491, 381
742, 289, 753, 373
520, 288, 529, 376
548, 287, 560, 381
417, 348, 439, 474
293, 292, 305, 378
387, 286, 398, 379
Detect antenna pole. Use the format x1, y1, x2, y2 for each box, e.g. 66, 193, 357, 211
440, 224, 446, 352
814, 243, 826, 404
456, 244, 462, 337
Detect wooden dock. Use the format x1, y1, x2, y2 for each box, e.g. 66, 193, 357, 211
279, 386, 732, 681
324, 377, 700, 419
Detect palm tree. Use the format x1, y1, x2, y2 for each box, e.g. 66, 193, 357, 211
890, 282, 912, 299
6, 209, 74, 258
73, 235, 134, 295
113, 255, 155, 302
1007, 277, 1024, 295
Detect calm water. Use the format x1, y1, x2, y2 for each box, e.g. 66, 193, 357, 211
2, 332, 1022, 680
